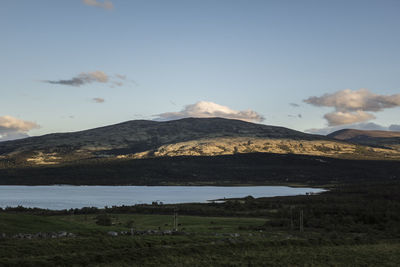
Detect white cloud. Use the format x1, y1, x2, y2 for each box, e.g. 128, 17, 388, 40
0, 116, 40, 141
154, 101, 265, 123
323, 110, 375, 126
304, 89, 400, 126
83, 0, 113, 10
304, 89, 400, 112
87, 71, 108, 83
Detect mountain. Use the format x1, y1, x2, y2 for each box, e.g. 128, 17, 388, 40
328, 129, 400, 140
328, 129, 400, 151
1, 118, 400, 167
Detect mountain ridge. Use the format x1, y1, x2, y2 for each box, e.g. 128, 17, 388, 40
328, 128, 400, 151
1, 118, 399, 166
328, 129, 400, 139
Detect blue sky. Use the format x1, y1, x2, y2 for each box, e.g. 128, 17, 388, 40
1, 0, 399, 140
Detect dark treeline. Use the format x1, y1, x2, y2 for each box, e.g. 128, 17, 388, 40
0, 153, 399, 185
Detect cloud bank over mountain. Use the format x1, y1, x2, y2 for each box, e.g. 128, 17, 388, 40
304, 89, 400, 126
0, 116, 40, 141
154, 101, 265, 123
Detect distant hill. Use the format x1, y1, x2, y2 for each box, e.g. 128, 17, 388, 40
328, 129, 400, 140
1, 118, 400, 167
328, 129, 400, 151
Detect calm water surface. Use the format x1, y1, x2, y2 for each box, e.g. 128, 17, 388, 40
0, 186, 325, 210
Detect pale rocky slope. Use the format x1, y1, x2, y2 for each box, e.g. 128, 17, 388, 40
125, 137, 400, 160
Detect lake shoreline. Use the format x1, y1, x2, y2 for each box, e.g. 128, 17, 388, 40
0, 185, 325, 210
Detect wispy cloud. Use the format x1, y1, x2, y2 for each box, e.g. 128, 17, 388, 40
0, 116, 40, 141
43, 71, 129, 88
111, 81, 123, 87
154, 101, 265, 123
304, 89, 400, 126
289, 103, 300, 107
115, 74, 126, 80
44, 71, 108, 87
92, 97, 105, 103
288, 114, 302, 118
83, 0, 113, 10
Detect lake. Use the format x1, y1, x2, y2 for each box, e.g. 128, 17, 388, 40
0, 186, 325, 210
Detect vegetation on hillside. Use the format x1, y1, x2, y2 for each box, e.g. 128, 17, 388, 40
0, 153, 399, 185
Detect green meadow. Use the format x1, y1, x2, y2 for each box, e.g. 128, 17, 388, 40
1, 212, 400, 266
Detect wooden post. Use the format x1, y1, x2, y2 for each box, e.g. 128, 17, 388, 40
173, 208, 178, 231
299, 209, 304, 233
290, 206, 294, 230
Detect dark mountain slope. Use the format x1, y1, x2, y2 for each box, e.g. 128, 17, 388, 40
0, 118, 325, 161
0, 118, 322, 153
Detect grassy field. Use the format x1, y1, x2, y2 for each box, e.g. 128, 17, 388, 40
1, 210, 400, 266
0, 213, 267, 235
1, 181, 400, 266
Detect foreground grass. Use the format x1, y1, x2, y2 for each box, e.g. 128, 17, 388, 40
1, 212, 400, 266
1, 235, 399, 266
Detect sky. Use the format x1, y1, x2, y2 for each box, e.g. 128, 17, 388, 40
1, 0, 400, 141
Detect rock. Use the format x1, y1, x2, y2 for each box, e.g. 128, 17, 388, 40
58, 231, 68, 238
107, 231, 118, 237
67, 232, 76, 238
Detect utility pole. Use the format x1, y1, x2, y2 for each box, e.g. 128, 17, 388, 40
299, 209, 304, 233
173, 208, 178, 231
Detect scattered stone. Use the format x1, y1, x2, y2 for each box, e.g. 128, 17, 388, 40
8, 231, 75, 240
107, 231, 118, 237
162, 230, 172, 235
58, 231, 68, 238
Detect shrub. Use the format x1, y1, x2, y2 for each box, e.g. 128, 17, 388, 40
95, 214, 112, 226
